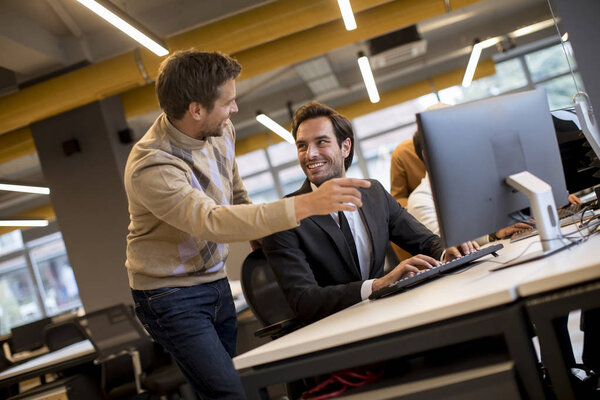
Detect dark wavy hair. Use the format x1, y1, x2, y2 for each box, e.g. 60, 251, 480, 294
155, 50, 241, 119
291, 101, 354, 171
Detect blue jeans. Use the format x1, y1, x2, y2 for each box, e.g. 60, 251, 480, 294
132, 278, 245, 399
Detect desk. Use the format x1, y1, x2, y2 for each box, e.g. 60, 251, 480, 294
234, 227, 600, 399
0, 340, 96, 387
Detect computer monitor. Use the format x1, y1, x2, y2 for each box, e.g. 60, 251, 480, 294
10, 317, 52, 353
417, 89, 570, 261
552, 110, 600, 194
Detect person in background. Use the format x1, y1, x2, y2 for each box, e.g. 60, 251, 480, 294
124, 50, 369, 399
390, 138, 425, 207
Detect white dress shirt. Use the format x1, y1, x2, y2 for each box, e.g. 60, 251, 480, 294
311, 183, 375, 299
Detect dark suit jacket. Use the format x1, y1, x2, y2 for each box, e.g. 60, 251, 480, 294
262, 179, 444, 323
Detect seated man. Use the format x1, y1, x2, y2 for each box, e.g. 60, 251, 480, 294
262, 101, 476, 323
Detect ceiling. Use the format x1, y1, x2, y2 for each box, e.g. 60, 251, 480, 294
0, 0, 564, 224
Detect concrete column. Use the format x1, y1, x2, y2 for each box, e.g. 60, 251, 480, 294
30, 97, 133, 312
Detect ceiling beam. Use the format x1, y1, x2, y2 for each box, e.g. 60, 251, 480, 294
121, 0, 483, 119
0, 0, 398, 136
0, 0, 483, 163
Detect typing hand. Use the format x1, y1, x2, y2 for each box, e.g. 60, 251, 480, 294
372, 254, 440, 292
443, 241, 480, 262
495, 222, 534, 240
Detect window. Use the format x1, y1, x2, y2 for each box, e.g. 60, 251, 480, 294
236, 148, 270, 176
0, 230, 82, 335
361, 125, 417, 190
538, 73, 585, 110
29, 234, 81, 316
438, 58, 528, 105
278, 164, 305, 196
525, 42, 577, 83
267, 141, 298, 167
242, 171, 279, 203
351, 94, 438, 191
0, 231, 23, 257
0, 256, 42, 333
353, 94, 438, 138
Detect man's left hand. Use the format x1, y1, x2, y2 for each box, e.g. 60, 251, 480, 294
443, 241, 480, 263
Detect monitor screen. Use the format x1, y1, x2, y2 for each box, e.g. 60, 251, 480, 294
418, 89, 569, 248
10, 317, 52, 353
552, 110, 600, 194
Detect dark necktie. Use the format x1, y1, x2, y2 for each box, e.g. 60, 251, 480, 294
338, 211, 360, 272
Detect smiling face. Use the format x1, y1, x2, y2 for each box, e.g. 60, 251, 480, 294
192, 79, 239, 139
295, 116, 351, 186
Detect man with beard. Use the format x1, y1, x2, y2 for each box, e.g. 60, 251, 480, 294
124, 51, 369, 399
262, 101, 477, 324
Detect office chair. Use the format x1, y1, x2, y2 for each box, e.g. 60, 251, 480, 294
43, 320, 87, 351
241, 248, 303, 339
77, 304, 188, 400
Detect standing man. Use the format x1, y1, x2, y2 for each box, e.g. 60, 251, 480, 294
262, 102, 476, 323
124, 51, 369, 399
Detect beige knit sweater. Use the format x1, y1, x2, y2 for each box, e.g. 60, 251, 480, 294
124, 114, 297, 289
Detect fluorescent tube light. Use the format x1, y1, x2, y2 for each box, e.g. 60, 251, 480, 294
509, 19, 557, 38
0, 219, 49, 227
256, 114, 295, 144
337, 0, 357, 31
357, 53, 380, 103
561, 32, 569, 42
76, 0, 169, 56
462, 37, 500, 87
0, 183, 50, 195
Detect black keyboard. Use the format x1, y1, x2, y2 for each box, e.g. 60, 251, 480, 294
369, 243, 504, 300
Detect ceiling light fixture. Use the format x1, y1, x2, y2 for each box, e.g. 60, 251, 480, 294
462, 37, 501, 87
256, 112, 295, 144
357, 52, 380, 103
508, 18, 557, 39
0, 219, 49, 227
561, 32, 569, 42
75, 0, 169, 56
337, 0, 357, 31
0, 183, 50, 195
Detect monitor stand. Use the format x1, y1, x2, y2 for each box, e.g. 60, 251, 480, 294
491, 171, 573, 271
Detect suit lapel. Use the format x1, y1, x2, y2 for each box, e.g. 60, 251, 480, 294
296, 179, 362, 279
310, 214, 361, 279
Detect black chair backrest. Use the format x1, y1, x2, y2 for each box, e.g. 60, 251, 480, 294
43, 320, 87, 351
10, 317, 52, 353
77, 304, 148, 362
241, 248, 296, 327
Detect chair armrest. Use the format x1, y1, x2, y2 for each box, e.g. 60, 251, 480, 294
254, 318, 303, 339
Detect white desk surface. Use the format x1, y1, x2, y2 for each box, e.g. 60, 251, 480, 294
0, 339, 95, 381
234, 226, 600, 371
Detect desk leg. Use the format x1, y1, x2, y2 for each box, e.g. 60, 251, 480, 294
503, 306, 549, 400
526, 280, 600, 400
